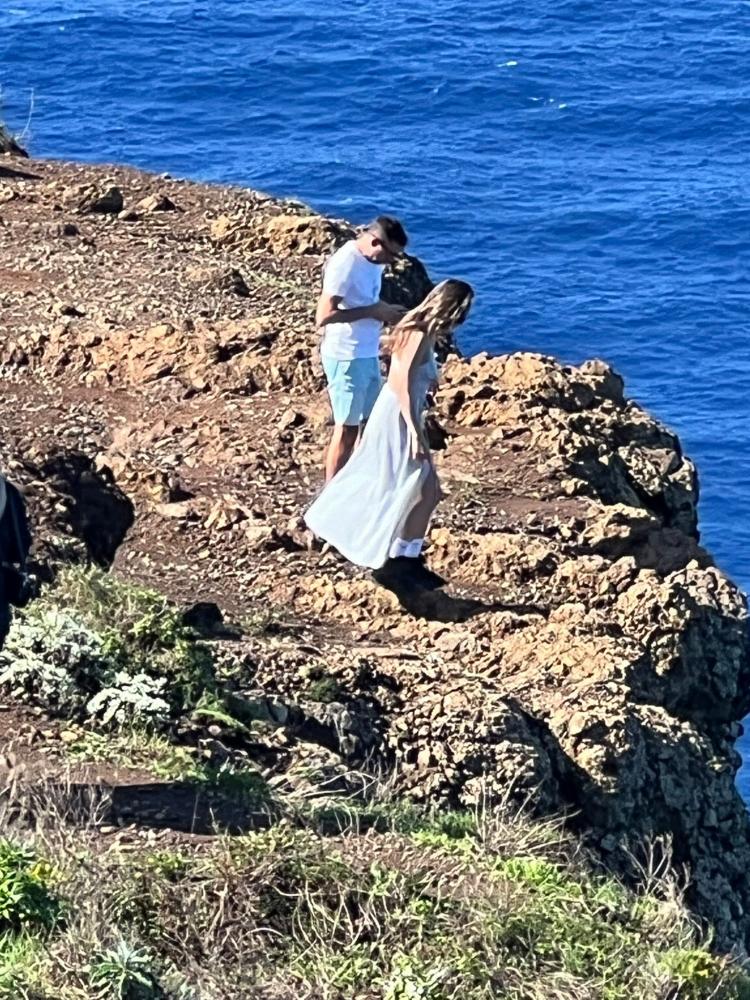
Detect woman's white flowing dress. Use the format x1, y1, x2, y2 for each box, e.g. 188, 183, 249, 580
305, 351, 438, 569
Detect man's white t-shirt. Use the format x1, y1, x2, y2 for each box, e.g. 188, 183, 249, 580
320, 240, 384, 361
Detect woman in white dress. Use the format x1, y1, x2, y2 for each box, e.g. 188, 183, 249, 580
305, 278, 474, 583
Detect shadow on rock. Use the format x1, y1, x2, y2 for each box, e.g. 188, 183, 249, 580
21, 780, 276, 836
0, 163, 40, 181
36, 452, 135, 566
375, 574, 547, 623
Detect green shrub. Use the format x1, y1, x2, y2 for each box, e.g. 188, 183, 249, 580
660, 948, 750, 999
306, 673, 342, 703
409, 810, 480, 856
0, 567, 214, 725
494, 856, 572, 893
0, 609, 107, 715
143, 851, 191, 882
85, 671, 171, 727
0, 933, 44, 998
382, 952, 453, 1000
55, 567, 214, 714
0, 841, 61, 933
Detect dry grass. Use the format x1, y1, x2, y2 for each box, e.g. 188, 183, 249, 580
1, 569, 748, 997
0, 571, 750, 1000
0, 772, 748, 1000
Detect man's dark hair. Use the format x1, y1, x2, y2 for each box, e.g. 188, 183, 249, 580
369, 215, 408, 249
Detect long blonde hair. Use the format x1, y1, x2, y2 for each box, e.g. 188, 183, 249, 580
383, 278, 474, 355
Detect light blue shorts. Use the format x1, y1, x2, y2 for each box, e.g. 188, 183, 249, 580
322, 356, 382, 426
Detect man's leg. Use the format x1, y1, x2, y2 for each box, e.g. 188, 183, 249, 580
322, 358, 365, 481
325, 424, 358, 481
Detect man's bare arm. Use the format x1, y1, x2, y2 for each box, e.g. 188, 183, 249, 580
316, 293, 405, 329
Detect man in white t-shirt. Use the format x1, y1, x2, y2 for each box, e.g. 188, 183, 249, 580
316, 216, 408, 481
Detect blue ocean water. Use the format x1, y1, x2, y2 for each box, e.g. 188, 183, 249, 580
2, 2, 750, 778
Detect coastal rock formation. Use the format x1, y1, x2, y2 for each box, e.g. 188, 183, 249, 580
0, 127, 28, 158
0, 157, 749, 949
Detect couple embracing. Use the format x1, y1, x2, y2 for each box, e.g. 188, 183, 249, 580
305, 215, 474, 588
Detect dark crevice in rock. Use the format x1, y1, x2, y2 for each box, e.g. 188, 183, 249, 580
35, 452, 135, 566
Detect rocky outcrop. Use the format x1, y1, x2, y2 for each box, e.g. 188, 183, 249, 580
0, 157, 748, 950
0, 126, 28, 158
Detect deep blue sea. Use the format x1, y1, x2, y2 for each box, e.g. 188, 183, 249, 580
2, 1, 750, 785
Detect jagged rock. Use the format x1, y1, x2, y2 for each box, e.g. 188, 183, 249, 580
381, 253, 434, 312
278, 408, 305, 431
214, 267, 250, 297
209, 214, 237, 241
261, 213, 352, 255
209, 204, 357, 257
437, 353, 699, 532
0, 127, 28, 157
137, 192, 177, 213
77, 185, 124, 215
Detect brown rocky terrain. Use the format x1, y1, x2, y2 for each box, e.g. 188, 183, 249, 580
1, 152, 749, 951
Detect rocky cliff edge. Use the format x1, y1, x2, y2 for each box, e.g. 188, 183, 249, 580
1, 155, 749, 949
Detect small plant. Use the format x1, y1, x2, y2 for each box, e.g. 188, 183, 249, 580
494, 855, 571, 892
88, 941, 161, 1000
0, 840, 61, 933
306, 672, 342, 703
0, 932, 43, 997
190, 692, 251, 735
143, 851, 190, 881
85, 671, 171, 727
409, 809, 480, 855
201, 761, 271, 806
660, 948, 748, 999
0, 608, 107, 715
383, 952, 450, 1000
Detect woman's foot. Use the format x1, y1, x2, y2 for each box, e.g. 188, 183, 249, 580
373, 555, 445, 590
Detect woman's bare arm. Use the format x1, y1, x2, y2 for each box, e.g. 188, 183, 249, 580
388, 326, 429, 459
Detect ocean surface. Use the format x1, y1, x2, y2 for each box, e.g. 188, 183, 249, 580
2, 2, 750, 785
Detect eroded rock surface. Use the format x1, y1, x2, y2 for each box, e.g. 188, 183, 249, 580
0, 156, 748, 948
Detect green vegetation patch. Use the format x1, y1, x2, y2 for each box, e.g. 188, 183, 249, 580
0, 840, 61, 934
0, 811, 748, 999
0, 571, 748, 997
87, 941, 164, 1000
0, 567, 214, 727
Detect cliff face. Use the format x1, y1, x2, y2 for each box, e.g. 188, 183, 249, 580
1, 156, 749, 948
